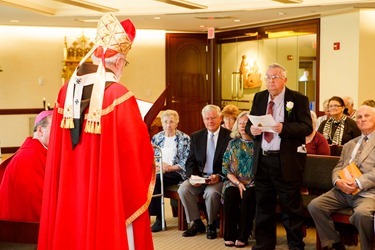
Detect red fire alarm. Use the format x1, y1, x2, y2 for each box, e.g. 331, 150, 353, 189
333, 42, 340, 50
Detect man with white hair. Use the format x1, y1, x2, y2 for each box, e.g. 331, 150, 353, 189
343, 96, 357, 120
308, 105, 375, 250
0, 111, 52, 222
38, 13, 154, 250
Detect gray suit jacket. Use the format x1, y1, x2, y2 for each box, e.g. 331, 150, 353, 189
332, 134, 375, 198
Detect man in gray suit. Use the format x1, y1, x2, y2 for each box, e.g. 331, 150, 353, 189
178, 104, 231, 240
308, 105, 375, 250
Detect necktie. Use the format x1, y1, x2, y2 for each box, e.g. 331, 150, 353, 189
264, 101, 274, 143
204, 133, 215, 175
354, 136, 368, 164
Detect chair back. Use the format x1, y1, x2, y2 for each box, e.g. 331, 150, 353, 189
303, 154, 340, 194
329, 144, 343, 156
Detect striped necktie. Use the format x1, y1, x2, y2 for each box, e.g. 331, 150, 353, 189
354, 136, 368, 164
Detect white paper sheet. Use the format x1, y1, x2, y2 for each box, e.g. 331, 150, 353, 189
136, 99, 153, 119
247, 114, 277, 133
189, 175, 209, 185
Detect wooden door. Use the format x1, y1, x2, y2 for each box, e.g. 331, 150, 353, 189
166, 34, 209, 135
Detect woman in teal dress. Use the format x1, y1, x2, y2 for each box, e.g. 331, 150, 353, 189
222, 111, 256, 248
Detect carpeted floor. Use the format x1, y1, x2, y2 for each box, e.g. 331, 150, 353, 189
152, 201, 360, 250
0, 201, 360, 250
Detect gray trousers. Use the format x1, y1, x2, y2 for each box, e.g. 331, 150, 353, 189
177, 180, 223, 225
307, 188, 375, 249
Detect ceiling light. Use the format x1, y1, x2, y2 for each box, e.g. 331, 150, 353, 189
272, 0, 303, 3
266, 30, 310, 38
53, 0, 118, 13
154, 0, 207, 9
0, 0, 55, 16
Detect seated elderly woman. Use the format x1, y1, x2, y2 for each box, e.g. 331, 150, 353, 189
221, 104, 240, 131
306, 110, 330, 155
318, 96, 361, 145
316, 98, 330, 131
222, 111, 256, 248
149, 109, 190, 232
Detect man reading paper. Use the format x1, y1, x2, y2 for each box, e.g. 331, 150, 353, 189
308, 105, 375, 250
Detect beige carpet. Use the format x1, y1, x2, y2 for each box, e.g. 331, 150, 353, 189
152, 201, 360, 250
0, 201, 360, 250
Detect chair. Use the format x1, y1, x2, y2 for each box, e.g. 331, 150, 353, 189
152, 145, 166, 231
329, 144, 343, 156
302, 154, 359, 249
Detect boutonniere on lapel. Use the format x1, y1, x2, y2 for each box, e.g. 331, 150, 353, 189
285, 101, 294, 118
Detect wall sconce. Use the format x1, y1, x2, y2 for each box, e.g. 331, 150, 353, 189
287, 55, 293, 60
0, 66, 3, 72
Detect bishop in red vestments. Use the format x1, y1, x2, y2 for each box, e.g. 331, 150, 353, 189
0, 111, 52, 222
38, 13, 155, 250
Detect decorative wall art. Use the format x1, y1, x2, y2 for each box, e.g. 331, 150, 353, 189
239, 55, 262, 89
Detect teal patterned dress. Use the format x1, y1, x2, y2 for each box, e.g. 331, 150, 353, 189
222, 138, 254, 196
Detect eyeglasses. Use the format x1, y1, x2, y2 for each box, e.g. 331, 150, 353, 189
264, 75, 284, 81
329, 104, 342, 108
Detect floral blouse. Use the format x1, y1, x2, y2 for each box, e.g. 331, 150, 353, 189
151, 130, 191, 180
222, 138, 255, 194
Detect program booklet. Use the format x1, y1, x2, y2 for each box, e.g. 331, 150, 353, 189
247, 114, 277, 133
338, 162, 362, 195
189, 175, 209, 185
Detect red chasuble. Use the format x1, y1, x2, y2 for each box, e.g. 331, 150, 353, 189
38, 82, 155, 250
0, 137, 47, 221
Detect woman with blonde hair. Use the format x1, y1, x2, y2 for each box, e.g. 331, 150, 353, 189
222, 111, 256, 247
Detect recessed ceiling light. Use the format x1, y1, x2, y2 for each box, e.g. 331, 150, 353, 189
278, 12, 286, 15
10, 20, 20, 23
234, 19, 240, 22
199, 25, 205, 28
154, 17, 161, 20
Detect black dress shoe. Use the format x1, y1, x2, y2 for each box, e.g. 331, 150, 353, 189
206, 224, 217, 239
151, 219, 165, 232
182, 222, 206, 237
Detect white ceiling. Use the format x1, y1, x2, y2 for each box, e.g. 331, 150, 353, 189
1, 0, 375, 32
